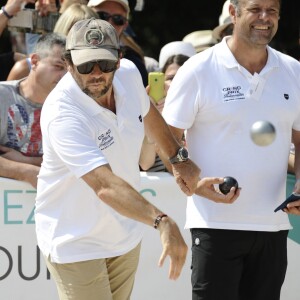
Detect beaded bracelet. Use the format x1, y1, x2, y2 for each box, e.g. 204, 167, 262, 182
1, 6, 13, 19
153, 214, 168, 229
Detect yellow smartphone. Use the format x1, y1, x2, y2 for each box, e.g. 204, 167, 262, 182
148, 72, 165, 103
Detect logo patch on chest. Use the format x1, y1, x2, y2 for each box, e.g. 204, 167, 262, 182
98, 129, 114, 150
222, 86, 245, 102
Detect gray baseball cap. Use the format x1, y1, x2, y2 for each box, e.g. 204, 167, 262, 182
66, 18, 120, 66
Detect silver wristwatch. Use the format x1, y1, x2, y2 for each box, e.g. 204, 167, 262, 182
169, 147, 189, 164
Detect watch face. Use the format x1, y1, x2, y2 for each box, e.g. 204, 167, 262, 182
179, 148, 189, 160
169, 147, 189, 164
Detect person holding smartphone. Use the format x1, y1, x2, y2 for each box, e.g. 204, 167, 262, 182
88, 0, 148, 86
139, 54, 190, 172
0, 0, 35, 80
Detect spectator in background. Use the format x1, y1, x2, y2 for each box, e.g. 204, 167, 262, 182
182, 30, 217, 53
144, 55, 159, 73
25, 0, 88, 53
139, 54, 190, 172
0, 0, 34, 80
162, 55, 190, 98
139, 41, 196, 172
0, 0, 36, 35
0, 47, 26, 81
212, 0, 233, 42
158, 40, 195, 70
7, 2, 97, 80
6, 51, 31, 80
55, 3, 98, 35
140, 41, 210, 172
59, 0, 88, 13
24, 0, 59, 55
88, 0, 148, 86
0, 33, 66, 188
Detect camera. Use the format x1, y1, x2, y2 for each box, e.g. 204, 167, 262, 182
7, 9, 60, 33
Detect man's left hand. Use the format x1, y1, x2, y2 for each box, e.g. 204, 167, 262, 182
196, 177, 240, 204
284, 200, 300, 215
283, 179, 300, 215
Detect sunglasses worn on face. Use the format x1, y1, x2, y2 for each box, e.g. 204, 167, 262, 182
97, 11, 127, 26
76, 60, 118, 74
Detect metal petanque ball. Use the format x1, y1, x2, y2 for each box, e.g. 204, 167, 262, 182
250, 120, 276, 146
219, 176, 239, 195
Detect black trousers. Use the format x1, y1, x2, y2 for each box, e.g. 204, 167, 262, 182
190, 228, 288, 300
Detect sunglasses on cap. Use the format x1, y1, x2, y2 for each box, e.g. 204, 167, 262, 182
76, 60, 118, 74
97, 11, 127, 26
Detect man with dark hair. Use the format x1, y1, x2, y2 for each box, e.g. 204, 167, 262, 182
0, 32, 66, 188
162, 0, 300, 299
35, 18, 201, 300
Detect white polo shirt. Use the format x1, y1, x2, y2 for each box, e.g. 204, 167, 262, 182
35, 59, 150, 263
163, 38, 300, 232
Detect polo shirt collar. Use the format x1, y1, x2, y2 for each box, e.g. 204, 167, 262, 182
216, 36, 280, 74
216, 37, 239, 69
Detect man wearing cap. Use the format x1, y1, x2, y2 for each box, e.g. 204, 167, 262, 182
35, 18, 200, 300
87, 0, 148, 86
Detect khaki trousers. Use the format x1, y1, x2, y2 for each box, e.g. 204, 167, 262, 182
45, 242, 141, 300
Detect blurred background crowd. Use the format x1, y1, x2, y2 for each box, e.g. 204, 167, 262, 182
130, 0, 299, 61
0, 0, 299, 66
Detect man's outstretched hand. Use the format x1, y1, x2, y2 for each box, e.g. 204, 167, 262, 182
157, 217, 188, 280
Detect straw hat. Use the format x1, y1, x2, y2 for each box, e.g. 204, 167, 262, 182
212, 0, 233, 41
183, 30, 217, 52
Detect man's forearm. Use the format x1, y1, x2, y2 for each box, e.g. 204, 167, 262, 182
26, 156, 43, 166
0, 157, 39, 187
83, 164, 188, 279
83, 164, 166, 225
0, 9, 9, 36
